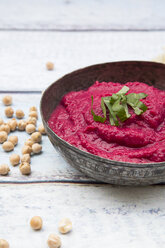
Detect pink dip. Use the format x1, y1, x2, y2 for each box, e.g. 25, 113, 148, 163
48, 82, 165, 163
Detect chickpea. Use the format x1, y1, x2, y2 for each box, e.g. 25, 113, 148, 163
25, 124, 36, 134
0, 164, 10, 175
8, 119, 17, 131
0, 131, 8, 143
30, 216, 43, 230
38, 124, 46, 134
58, 218, 72, 234
10, 154, 20, 166
8, 135, 18, 146
29, 106, 37, 112
24, 139, 34, 147
27, 117, 37, 125
47, 234, 61, 248
2, 141, 14, 152
21, 154, 31, 163
31, 132, 42, 143
46, 62, 54, 71
22, 145, 32, 155
2, 95, 12, 106
19, 162, 31, 175
17, 120, 26, 131
16, 109, 24, 119
0, 124, 10, 134
32, 143, 42, 154
0, 239, 9, 248
0, 118, 4, 126
29, 111, 38, 119
5, 107, 14, 118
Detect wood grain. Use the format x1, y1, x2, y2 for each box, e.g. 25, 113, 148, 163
0, 31, 165, 91
1, 2, 165, 245
0, 93, 94, 183
1, 183, 165, 248
0, 0, 165, 30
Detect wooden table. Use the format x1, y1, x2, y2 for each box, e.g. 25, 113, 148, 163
1, 1, 165, 247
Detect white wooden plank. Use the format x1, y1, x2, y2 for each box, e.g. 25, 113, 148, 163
0, 0, 165, 30
1, 183, 165, 248
0, 31, 165, 91
0, 93, 93, 183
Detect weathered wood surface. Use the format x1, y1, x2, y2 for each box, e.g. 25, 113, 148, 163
1, 31, 165, 91
0, 1, 165, 246
0, 0, 165, 31
1, 183, 165, 248
0, 93, 95, 183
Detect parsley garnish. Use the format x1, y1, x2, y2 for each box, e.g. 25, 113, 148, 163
91, 86, 148, 126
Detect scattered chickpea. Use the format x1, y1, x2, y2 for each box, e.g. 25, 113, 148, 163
0, 101, 46, 177
21, 154, 31, 163
0, 124, 10, 134
2, 95, 12, 106
0, 164, 10, 175
29, 111, 38, 119
47, 234, 61, 248
24, 139, 34, 147
8, 119, 17, 131
8, 135, 18, 146
29, 106, 37, 112
22, 145, 32, 155
58, 218, 72, 234
0, 118, 4, 125
0, 239, 9, 248
46, 62, 54, 71
26, 124, 36, 134
31, 132, 42, 143
10, 154, 20, 166
0, 131, 8, 143
27, 117, 37, 125
16, 109, 24, 119
2, 141, 14, 152
30, 216, 43, 230
17, 120, 26, 131
32, 143, 42, 154
38, 124, 46, 134
19, 162, 31, 175
5, 107, 14, 118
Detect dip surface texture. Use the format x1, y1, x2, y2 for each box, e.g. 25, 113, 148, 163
48, 82, 165, 163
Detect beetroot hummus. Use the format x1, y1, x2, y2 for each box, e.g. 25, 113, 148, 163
48, 81, 165, 163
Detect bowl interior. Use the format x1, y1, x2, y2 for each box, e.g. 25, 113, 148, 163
40, 61, 165, 185
41, 61, 165, 123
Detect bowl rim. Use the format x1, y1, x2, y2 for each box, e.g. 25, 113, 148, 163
40, 60, 165, 168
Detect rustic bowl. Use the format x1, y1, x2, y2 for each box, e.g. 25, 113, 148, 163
40, 61, 165, 186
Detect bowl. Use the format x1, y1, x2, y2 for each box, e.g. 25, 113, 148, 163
40, 61, 165, 186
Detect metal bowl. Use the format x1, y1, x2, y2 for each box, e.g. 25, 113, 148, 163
40, 61, 165, 186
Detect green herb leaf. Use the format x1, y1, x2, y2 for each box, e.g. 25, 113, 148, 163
116, 85, 130, 95
103, 97, 119, 126
136, 93, 148, 99
91, 96, 106, 123
112, 97, 130, 122
122, 102, 131, 119
110, 94, 119, 104
126, 93, 148, 115
137, 101, 148, 113
91, 86, 148, 126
